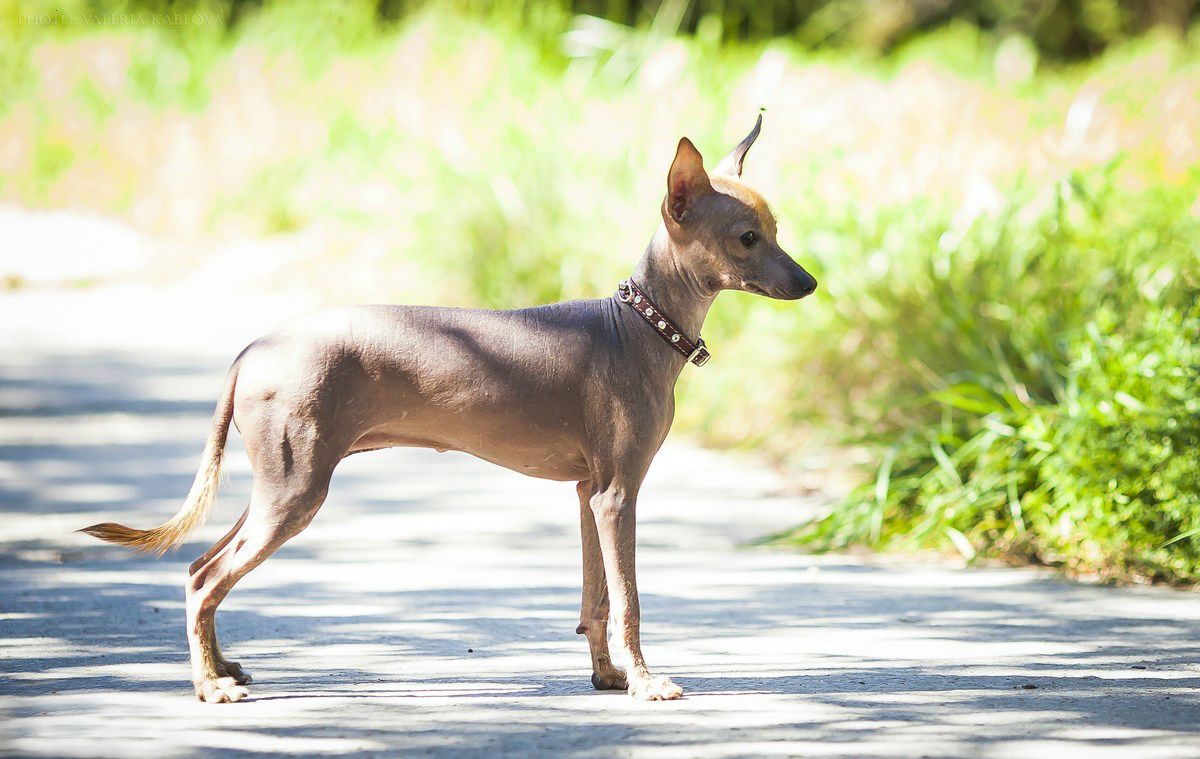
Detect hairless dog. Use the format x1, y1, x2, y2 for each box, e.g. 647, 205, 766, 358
82, 116, 818, 703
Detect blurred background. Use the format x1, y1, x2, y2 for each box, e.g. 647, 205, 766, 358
2, 0, 1198, 581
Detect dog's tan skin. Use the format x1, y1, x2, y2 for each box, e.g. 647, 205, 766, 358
82, 118, 817, 703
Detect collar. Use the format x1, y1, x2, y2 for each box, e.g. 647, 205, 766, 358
615, 278, 711, 367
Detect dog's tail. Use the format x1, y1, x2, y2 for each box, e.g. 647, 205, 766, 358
80, 362, 240, 556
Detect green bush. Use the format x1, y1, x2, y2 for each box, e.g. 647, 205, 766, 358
781, 170, 1200, 583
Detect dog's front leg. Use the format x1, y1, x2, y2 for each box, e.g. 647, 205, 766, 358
589, 484, 683, 701
576, 480, 628, 691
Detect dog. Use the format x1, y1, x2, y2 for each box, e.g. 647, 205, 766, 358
82, 116, 818, 703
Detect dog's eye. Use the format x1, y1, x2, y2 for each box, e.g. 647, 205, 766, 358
739, 231, 757, 248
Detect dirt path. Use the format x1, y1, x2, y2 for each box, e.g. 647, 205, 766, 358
2, 285, 1200, 758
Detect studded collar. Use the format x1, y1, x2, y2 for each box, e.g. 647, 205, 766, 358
615, 279, 710, 367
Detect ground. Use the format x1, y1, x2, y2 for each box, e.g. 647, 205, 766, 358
2, 284, 1200, 758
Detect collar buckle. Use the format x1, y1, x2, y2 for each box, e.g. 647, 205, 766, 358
616, 279, 634, 303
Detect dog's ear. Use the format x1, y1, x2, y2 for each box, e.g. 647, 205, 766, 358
714, 114, 762, 178
665, 137, 713, 224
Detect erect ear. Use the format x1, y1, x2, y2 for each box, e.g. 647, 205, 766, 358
665, 137, 713, 224
714, 114, 762, 178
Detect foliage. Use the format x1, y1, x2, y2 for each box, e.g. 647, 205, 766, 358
782, 173, 1200, 583
574, 0, 1200, 59
11, 0, 1199, 59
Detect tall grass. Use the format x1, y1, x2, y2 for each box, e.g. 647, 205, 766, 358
779, 171, 1200, 583
3, 2, 1199, 580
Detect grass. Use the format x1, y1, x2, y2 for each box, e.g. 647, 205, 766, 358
3, 2, 1200, 581
778, 171, 1200, 583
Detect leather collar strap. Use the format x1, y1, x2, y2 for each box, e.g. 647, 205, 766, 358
616, 279, 711, 367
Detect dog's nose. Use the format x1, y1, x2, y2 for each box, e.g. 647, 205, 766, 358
798, 273, 817, 298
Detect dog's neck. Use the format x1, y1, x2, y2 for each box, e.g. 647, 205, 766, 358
630, 228, 715, 344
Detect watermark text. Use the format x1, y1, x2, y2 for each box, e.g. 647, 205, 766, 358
18, 10, 227, 27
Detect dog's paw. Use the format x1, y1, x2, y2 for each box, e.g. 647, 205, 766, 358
195, 676, 250, 703
627, 674, 683, 701
591, 667, 629, 691
217, 659, 252, 685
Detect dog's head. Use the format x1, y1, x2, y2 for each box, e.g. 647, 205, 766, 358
661, 116, 817, 301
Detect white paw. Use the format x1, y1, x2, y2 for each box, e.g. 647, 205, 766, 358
628, 674, 683, 701
195, 676, 250, 703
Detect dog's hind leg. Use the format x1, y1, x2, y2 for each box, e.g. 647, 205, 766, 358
575, 480, 627, 690
185, 469, 332, 703
188, 507, 252, 685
